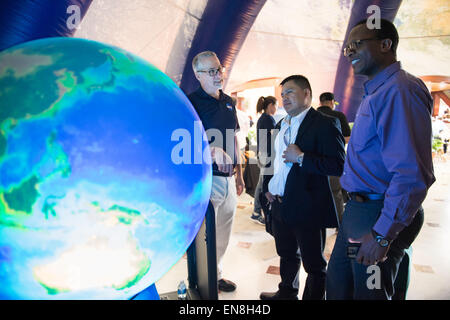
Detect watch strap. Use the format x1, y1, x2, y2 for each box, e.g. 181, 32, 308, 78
372, 229, 391, 247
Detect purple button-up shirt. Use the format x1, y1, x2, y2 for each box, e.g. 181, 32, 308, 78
341, 61, 435, 240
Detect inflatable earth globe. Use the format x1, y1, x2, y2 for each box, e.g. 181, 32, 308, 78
0, 37, 212, 299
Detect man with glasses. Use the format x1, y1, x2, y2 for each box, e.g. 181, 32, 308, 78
326, 19, 435, 300
259, 75, 345, 300
187, 51, 244, 293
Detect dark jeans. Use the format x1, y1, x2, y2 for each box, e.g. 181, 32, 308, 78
326, 199, 424, 300
271, 200, 327, 300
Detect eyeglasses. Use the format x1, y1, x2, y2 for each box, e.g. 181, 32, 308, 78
343, 38, 380, 56
196, 66, 225, 77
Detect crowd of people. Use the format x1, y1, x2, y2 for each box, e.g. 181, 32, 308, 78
187, 19, 435, 300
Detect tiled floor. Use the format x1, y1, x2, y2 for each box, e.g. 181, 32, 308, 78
156, 154, 450, 300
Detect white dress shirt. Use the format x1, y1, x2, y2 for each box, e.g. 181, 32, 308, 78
268, 107, 311, 196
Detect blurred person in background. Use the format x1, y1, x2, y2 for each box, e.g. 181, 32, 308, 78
251, 96, 277, 225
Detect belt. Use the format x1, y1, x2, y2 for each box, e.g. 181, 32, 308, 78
348, 192, 384, 203
212, 170, 235, 177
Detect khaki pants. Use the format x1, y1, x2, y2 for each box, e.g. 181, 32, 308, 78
210, 175, 237, 280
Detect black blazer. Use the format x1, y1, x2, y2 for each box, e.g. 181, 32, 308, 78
264, 108, 346, 229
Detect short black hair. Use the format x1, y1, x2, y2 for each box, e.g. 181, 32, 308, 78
319, 92, 334, 102
353, 18, 399, 54
280, 75, 312, 96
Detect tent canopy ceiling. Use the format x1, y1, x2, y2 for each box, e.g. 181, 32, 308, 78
228, 0, 450, 106
1, 0, 448, 114
75, 0, 208, 84
74, 0, 449, 106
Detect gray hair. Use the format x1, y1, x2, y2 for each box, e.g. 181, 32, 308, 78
192, 51, 218, 72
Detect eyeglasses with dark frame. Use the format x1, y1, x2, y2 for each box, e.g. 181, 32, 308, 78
343, 38, 380, 56
196, 66, 225, 77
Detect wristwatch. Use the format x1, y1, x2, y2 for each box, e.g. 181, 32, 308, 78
296, 154, 303, 165
371, 229, 391, 247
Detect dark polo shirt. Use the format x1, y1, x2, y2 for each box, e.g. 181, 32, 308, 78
188, 87, 240, 176
317, 106, 351, 138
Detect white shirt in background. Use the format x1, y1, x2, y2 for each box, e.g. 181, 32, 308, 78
235, 108, 250, 150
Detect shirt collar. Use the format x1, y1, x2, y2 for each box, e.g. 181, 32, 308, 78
197, 86, 225, 101
283, 106, 311, 125
364, 61, 401, 95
